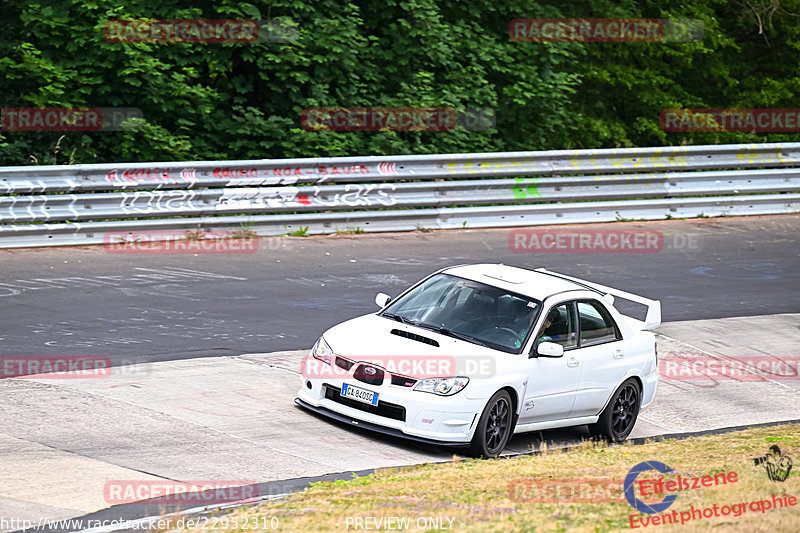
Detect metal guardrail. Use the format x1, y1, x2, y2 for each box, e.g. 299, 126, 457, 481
0, 143, 798, 248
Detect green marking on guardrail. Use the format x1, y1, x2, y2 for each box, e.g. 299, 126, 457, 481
512, 177, 541, 199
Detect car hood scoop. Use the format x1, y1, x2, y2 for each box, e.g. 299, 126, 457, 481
390, 328, 440, 347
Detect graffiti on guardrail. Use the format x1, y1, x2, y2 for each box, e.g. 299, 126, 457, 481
218, 183, 397, 209
0, 184, 400, 222
1, 143, 798, 248
212, 166, 369, 179
213, 168, 260, 179
512, 177, 541, 199
444, 154, 691, 175
304, 183, 397, 207
736, 151, 796, 164
106, 168, 175, 183
119, 190, 204, 213
102, 164, 374, 186
446, 161, 532, 174
318, 164, 371, 177
217, 187, 299, 210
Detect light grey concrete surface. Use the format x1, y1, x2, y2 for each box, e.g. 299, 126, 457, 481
1, 314, 799, 531
641, 313, 800, 432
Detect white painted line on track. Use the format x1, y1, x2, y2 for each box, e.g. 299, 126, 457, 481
637, 416, 677, 432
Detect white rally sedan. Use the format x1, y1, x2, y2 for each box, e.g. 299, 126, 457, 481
295, 264, 660, 457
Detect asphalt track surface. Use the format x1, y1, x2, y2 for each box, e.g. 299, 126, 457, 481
1, 215, 799, 532
1, 215, 799, 364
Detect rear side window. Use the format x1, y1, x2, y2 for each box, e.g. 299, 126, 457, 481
577, 300, 620, 345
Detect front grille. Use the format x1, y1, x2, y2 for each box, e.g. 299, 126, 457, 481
354, 363, 384, 385
323, 384, 406, 422
335, 356, 416, 387
335, 356, 354, 371
391, 374, 417, 387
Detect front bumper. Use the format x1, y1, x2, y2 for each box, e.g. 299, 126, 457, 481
297, 377, 485, 444
295, 398, 471, 448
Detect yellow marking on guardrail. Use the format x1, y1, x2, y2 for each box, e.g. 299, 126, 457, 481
571, 151, 582, 170
738, 152, 757, 164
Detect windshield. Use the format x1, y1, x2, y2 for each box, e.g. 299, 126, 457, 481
381, 273, 541, 353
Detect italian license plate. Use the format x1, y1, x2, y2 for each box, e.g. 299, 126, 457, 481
341, 383, 379, 406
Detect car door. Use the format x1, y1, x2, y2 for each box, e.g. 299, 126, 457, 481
568, 299, 627, 418
518, 302, 581, 424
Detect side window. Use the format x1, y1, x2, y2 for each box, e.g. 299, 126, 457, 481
536, 302, 578, 349
577, 300, 620, 345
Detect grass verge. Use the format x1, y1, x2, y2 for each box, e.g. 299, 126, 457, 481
173, 423, 799, 532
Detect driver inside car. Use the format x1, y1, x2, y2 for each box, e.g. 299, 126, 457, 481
536, 309, 562, 345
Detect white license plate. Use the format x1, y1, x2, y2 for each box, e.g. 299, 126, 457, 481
341, 383, 379, 406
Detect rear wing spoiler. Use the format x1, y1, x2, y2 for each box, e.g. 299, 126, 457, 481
535, 268, 661, 330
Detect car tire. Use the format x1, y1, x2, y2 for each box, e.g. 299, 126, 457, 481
469, 390, 513, 458
588, 378, 640, 442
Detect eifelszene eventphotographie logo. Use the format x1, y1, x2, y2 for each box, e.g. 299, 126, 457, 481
753, 445, 793, 482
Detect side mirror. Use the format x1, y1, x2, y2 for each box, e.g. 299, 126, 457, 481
375, 293, 392, 308
535, 341, 564, 358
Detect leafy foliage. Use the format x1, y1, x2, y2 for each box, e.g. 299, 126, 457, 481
1, 0, 799, 165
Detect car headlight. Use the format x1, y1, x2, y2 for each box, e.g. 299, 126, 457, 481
311, 336, 334, 365
413, 377, 469, 396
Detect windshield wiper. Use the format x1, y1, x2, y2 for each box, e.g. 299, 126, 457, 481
436, 327, 490, 347
411, 322, 490, 348
382, 312, 411, 324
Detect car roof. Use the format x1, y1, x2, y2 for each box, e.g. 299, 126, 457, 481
442, 263, 593, 301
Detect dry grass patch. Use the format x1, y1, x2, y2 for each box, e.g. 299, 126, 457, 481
173, 424, 799, 532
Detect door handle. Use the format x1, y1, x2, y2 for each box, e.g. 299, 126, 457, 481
567, 357, 579, 367
613, 348, 623, 359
